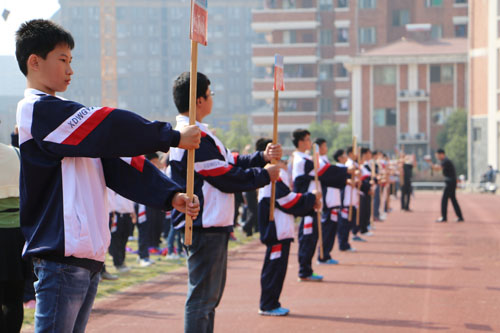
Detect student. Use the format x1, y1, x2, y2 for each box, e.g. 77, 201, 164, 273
169, 72, 281, 333
291, 129, 349, 282
256, 138, 320, 316
345, 146, 364, 242
15, 19, 200, 332
358, 148, 374, 236
333, 149, 355, 252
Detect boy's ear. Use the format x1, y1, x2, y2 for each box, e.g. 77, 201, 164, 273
27, 54, 40, 73
196, 96, 203, 106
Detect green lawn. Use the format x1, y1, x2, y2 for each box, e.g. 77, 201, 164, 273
22, 228, 259, 328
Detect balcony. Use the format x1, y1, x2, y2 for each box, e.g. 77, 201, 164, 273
399, 132, 428, 143
252, 44, 320, 66
252, 78, 320, 99
251, 8, 319, 32
398, 90, 429, 101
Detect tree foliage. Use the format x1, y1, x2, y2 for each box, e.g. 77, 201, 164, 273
436, 109, 467, 176
308, 119, 353, 157
214, 115, 252, 152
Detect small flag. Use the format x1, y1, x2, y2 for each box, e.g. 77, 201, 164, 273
273, 54, 284, 91
190, 0, 208, 46
2, 9, 10, 21
270, 244, 282, 260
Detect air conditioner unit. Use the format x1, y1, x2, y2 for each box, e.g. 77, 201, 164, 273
400, 133, 407, 140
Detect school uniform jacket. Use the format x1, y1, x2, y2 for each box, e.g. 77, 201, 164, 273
258, 168, 316, 245
169, 115, 270, 232
320, 155, 345, 223
343, 158, 359, 208
17, 88, 183, 262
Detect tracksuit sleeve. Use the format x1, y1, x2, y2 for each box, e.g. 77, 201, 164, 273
31, 97, 180, 158
194, 139, 271, 193
317, 162, 349, 189
275, 180, 316, 217
101, 157, 183, 211
230, 151, 267, 169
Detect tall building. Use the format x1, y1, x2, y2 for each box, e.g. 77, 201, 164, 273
0, 56, 26, 144
250, 0, 468, 148
469, 0, 500, 183
348, 36, 467, 161
55, 0, 258, 128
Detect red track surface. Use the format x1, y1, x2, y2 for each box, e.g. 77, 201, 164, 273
83, 191, 500, 332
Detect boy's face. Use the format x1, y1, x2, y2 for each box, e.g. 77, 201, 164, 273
338, 153, 348, 164
318, 142, 328, 155
28, 43, 73, 95
299, 134, 312, 152
196, 87, 213, 122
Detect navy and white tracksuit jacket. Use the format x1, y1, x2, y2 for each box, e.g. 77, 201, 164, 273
17, 88, 183, 264
169, 115, 270, 232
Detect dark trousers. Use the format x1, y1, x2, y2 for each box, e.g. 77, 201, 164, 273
242, 190, 258, 236
137, 221, 150, 259
401, 185, 411, 210
337, 208, 352, 251
0, 280, 24, 332
359, 194, 371, 234
146, 207, 165, 249
109, 213, 133, 267
298, 215, 318, 278
441, 181, 463, 220
318, 210, 337, 262
260, 241, 291, 311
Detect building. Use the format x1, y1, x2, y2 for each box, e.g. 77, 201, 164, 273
347, 36, 467, 161
250, 0, 468, 148
55, 0, 258, 129
0, 56, 26, 144
469, 0, 500, 183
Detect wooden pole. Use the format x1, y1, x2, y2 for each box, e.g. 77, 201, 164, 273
312, 144, 324, 260
348, 136, 357, 221
355, 147, 362, 227
184, 40, 198, 246
269, 90, 279, 221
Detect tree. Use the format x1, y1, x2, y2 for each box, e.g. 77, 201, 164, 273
308, 119, 353, 157
436, 109, 467, 176
215, 115, 252, 152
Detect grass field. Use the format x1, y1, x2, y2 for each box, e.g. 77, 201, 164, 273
22, 227, 258, 328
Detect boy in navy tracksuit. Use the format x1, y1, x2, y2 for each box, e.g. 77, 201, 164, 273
15, 19, 200, 332
256, 138, 320, 316
291, 129, 349, 281
358, 148, 374, 236
169, 72, 282, 333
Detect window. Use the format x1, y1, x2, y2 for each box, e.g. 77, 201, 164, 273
319, 0, 333, 10
282, 0, 296, 9
337, 28, 349, 43
319, 64, 334, 80
473, 127, 482, 141
359, 27, 376, 44
337, 63, 348, 78
337, 0, 348, 8
425, 0, 443, 7
374, 108, 396, 126
430, 65, 454, 83
455, 0, 466, 3
431, 25, 442, 40
374, 66, 396, 85
338, 98, 349, 111
283, 31, 296, 44
432, 107, 453, 125
320, 99, 332, 114
455, 24, 467, 37
320, 30, 333, 45
392, 9, 410, 27
359, 0, 376, 9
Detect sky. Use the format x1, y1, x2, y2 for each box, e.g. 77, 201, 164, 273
0, 0, 60, 56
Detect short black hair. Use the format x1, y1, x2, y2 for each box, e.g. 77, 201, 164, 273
333, 149, 344, 162
315, 138, 326, 146
173, 72, 211, 113
372, 150, 378, 155
292, 129, 310, 148
437, 148, 445, 154
346, 146, 353, 154
15, 19, 74, 77
361, 147, 370, 156
255, 138, 272, 152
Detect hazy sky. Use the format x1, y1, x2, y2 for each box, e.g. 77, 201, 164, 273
0, 0, 60, 56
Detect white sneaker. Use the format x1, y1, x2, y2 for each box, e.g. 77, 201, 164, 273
139, 259, 154, 267
166, 253, 180, 260
116, 265, 131, 273
360, 231, 374, 237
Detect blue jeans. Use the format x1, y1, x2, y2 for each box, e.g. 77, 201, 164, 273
184, 231, 229, 333
33, 258, 100, 333
168, 226, 183, 255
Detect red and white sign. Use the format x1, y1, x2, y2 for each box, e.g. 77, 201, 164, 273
270, 244, 282, 260
273, 54, 285, 91
190, 0, 208, 46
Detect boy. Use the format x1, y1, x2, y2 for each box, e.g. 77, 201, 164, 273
169, 72, 282, 333
333, 149, 355, 252
15, 19, 200, 332
291, 129, 350, 281
358, 148, 375, 236
256, 138, 320, 316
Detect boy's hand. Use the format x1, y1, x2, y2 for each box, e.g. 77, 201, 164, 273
178, 125, 201, 150
172, 193, 200, 219
312, 190, 322, 211
263, 143, 283, 162
264, 164, 280, 182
